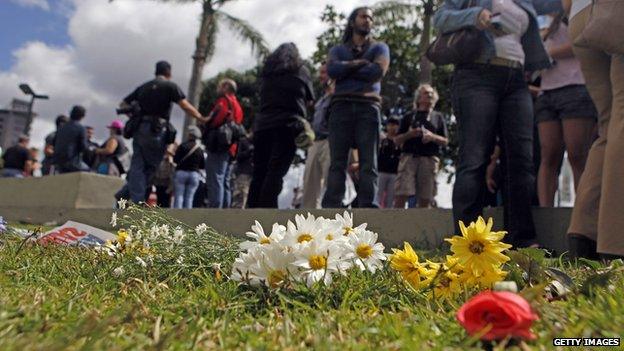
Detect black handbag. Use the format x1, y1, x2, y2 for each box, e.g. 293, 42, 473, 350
204, 98, 244, 152
426, 0, 484, 66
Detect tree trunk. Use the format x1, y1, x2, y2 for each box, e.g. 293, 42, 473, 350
182, 0, 214, 140
418, 0, 434, 84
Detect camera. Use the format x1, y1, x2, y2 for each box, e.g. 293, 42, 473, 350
116, 101, 141, 117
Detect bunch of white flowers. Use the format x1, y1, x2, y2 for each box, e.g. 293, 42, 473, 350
232, 212, 386, 288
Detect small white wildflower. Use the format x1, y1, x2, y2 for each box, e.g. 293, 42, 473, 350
195, 223, 209, 235
176, 256, 184, 265
158, 224, 170, 237
113, 266, 124, 277
135, 256, 148, 267
173, 227, 185, 244
149, 225, 159, 239
110, 212, 118, 227
117, 198, 128, 210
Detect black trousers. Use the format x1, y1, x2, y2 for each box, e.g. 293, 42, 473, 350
247, 127, 296, 208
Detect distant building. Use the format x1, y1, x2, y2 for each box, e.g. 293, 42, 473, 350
0, 99, 36, 151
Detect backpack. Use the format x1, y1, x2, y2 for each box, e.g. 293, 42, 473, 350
204, 97, 245, 153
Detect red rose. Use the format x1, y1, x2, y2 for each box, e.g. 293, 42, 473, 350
457, 291, 539, 341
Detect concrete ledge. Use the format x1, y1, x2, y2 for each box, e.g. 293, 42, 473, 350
0, 207, 572, 253
0, 172, 124, 209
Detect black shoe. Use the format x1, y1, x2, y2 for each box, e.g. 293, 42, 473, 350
568, 234, 599, 260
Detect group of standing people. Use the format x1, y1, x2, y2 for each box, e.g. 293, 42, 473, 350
1, 106, 129, 179
433, 0, 622, 258
2, 1, 621, 259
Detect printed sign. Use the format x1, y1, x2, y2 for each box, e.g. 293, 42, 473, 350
38, 221, 116, 246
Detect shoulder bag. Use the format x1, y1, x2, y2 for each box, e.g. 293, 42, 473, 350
426, 0, 485, 65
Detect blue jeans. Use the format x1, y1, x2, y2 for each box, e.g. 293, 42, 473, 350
451, 64, 536, 245
127, 121, 167, 203
1, 168, 24, 178
205, 150, 231, 208
322, 100, 381, 208
173, 170, 200, 209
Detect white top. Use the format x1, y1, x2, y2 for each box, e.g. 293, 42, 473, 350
570, 0, 592, 19
541, 23, 586, 90
493, 0, 530, 64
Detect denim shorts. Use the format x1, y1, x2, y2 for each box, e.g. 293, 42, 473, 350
535, 84, 598, 123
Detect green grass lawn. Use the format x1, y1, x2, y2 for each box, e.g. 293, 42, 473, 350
1, 233, 623, 350
1, 206, 623, 350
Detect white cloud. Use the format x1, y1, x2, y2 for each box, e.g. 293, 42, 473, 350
0, 0, 377, 148
10, 0, 50, 11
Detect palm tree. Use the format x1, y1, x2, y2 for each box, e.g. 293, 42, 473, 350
111, 0, 269, 135
374, 0, 439, 84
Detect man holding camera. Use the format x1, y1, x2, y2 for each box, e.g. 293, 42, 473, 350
393, 84, 448, 208
119, 61, 208, 204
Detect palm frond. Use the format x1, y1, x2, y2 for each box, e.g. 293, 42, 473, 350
215, 11, 270, 59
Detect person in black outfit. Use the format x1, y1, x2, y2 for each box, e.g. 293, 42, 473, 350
119, 60, 208, 203
377, 117, 401, 208
54, 105, 90, 174
42, 115, 68, 175
247, 43, 315, 208
173, 126, 205, 209
1, 135, 32, 178
231, 131, 254, 208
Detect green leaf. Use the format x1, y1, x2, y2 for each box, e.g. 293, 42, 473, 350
578, 258, 603, 271
580, 270, 616, 296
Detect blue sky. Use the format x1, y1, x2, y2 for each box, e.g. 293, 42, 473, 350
0, 0, 71, 70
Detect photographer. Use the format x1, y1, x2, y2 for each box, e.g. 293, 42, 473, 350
119, 60, 208, 204
393, 85, 448, 209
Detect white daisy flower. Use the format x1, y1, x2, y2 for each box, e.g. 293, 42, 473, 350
113, 266, 125, 277
172, 227, 185, 244
117, 198, 128, 210
344, 230, 386, 273
251, 244, 297, 288
240, 221, 286, 251
231, 248, 262, 286
135, 256, 148, 268
110, 212, 118, 227
282, 213, 325, 247
333, 211, 367, 236
157, 224, 170, 237
292, 239, 348, 287
319, 219, 349, 244
103, 240, 119, 257
195, 223, 209, 236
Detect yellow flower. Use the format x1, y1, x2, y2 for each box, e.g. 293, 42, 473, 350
445, 217, 512, 276
461, 266, 507, 289
428, 267, 462, 301
390, 242, 430, 289
117, 229, 130, 246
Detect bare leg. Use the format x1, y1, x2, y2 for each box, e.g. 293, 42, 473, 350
561, 118, 596, 190
537, 120, 565, 207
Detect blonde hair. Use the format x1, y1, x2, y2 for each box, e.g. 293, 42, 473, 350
415, 84, 439, 106
219, 78, 237, 93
